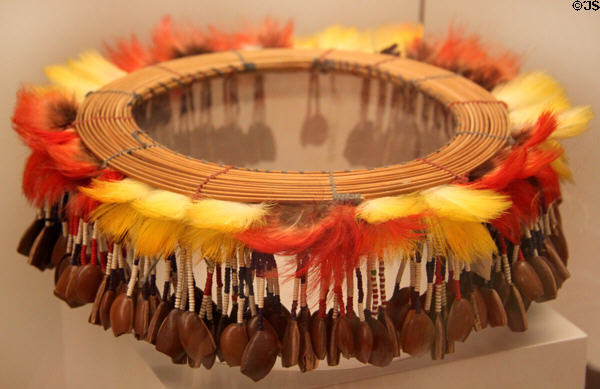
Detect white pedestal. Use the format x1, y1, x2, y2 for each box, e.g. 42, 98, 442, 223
126, 304, 587, 389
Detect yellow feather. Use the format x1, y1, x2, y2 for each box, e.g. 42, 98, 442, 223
492, 71, 571, 132
184, 229, 240, 263
80, 178, 150, 203
294, 23, 423, 53
130, 218, 184, 258
437, 219, 497, 263
186, 199, 268, 232
132, 190, 190, 220
45, 50, 126, 100
356, 193, 424, 224
493, 71, 569, 110
551, 106, 594, 139
421, 185, 510, 223
90, 203, 138, 241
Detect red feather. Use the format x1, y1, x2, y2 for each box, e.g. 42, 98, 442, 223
104, 34, 152, 72
12, 87, 78, 151
535, 166, 561, 209
408, 25, 520, 90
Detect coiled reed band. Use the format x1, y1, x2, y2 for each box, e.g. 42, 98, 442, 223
76, 49, 510, 203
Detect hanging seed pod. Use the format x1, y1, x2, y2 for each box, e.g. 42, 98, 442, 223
281, 270, 301, 368
216, 257, 232, 362
499, 248, 528, 332
63, 220, 87, 307
511, 239, 544, 302
311, 268, 328, 360
549, 206, 568, 263
464, 263, 488, 331
366, 257, 393, 367
200, 265, 217, 370
281, 317, 300, 368
51, 217, 70, 268
266, 258, 289, 342
110, 256, 139, 337
89, 241, 112, 326
298, 270, 318, 372
326, 307, 341, 366
481, 285, 507, 327
28, 206, 61, 270
491, 254, 510, 304
351, 267, 373, 364
431, 258, 446, 360
387, 257, 410, 318
528, 255, 558, 302
335, 286, 355, 359
446, 257, 474, 343
146, 256, 173, 344
17, 212, 45, 256
241, 252, 279, 382
220, 253, 248, 367
134, 258, 151, 339
155, 252, 186, 360
542, 238, 570, 281
376, 257, 399, 357
178, 251, 216, 361
400, 255, 434, 357
74, 223, 103, 304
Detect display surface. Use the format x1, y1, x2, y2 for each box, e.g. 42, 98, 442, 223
12, 17, 592, 382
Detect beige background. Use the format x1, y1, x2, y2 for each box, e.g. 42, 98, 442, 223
1, 0, 598, 387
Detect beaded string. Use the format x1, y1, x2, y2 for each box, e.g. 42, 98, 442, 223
368, 256, 379, 315
201, 261, 214, 319
65, 215, 74, 257
184, 248, 195, 313
161, 255, 172, 302
245, 249, 257, 317
300, 269, 308, 314
414, 252, 423, 312
450, 255, 462, 301
334, 278, 345, 317
318, 273, 327, 318
99, 235, 108, 271
180, 261, 189, 312
291, 258, 300, 319
332, 286, 340, 320
271, 255, 282, 314
425, 252, 435, 312
108, 242, 120, 292
223, 257, 231, 317
377, 256, 387, 313
216, 262, 223, 315
409, 254, 416, 304
255, 253, 266, 331
108, 243, 120, 291
127, 257, 140, 298
90, 222, 98, 266
231, 250, 239, 311
346, 268, 354, 316
236, 254, 245, 325
440, 258, 448, 314
71, 218, 83, 266
355, 266, 365, 321
80, 221, 89, 265
434, 258, 443, 315
498, 238, 513, 285
104, 242, 114, 277
237, 249, 249, 316
174, 251, 185, 310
